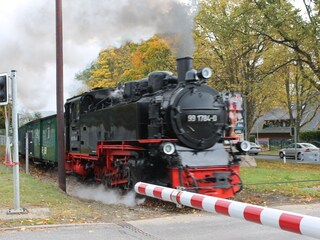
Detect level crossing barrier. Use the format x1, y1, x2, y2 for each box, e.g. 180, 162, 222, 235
134, 182, 320, 239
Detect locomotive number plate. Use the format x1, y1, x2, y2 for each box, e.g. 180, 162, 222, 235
187, 114, 218, 122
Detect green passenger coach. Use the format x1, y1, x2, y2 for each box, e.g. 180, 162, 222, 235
19, 114, 58, 164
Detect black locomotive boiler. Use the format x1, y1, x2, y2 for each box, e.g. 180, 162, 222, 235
63, 57, 248, 198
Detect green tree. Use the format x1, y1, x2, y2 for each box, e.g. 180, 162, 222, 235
194, 0, 320, 138
277, 58, 320, 140
253, 0, 320, 91
194, 0, 282, 135
249, 0, 320, 138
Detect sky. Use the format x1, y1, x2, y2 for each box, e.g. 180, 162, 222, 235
0, 0, 304, 113
0, 0, 197, 113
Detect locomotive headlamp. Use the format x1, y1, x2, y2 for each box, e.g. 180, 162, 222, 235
236, 141, 251, 153
197, 67, 212, 79
161, 142, 176, 155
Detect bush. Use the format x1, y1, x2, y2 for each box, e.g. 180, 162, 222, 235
300, 130, 320, 143
249, 135, 256, 142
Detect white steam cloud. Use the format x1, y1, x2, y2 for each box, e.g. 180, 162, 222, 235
67, 181, 145, 207
0, 0, 198, 112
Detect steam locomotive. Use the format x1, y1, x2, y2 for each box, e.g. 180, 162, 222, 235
20, 57, 249, 198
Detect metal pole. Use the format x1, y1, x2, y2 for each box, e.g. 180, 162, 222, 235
294, 126, 297, 162
243, 95, 248, 141
25, 133, 29, 175
56, 0, 66, 192
11, 70, 20, 211
7, 70, 27, 214
256, 118, 259, 143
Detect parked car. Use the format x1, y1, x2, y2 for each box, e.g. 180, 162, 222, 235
279, 143, 319, 160
248, 142, 261, 155
310, 141, 320, 148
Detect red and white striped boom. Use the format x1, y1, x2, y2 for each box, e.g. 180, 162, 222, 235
134, 182, 320, 239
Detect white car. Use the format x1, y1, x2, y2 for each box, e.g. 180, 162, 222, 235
279, 143, 319, 160
248, 142, 261, 155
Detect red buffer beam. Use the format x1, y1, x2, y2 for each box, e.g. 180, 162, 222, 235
134, 182, 320, 239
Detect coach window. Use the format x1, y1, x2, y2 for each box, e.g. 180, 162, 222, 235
46, 125, 51, 139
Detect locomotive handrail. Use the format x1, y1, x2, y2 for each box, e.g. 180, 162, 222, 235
180, 107, 221, 110
97, 141, 145, 151
98, 145, 145, 151
67, 153, 98, 161
138, 139, 178, 143
134, 182, 320, 239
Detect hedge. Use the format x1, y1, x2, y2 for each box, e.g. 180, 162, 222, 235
300, 130, 320, 142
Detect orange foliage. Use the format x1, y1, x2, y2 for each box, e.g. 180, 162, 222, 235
80, 35, 176, 89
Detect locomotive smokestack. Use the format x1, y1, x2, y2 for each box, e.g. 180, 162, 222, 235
177, 57, 193, 83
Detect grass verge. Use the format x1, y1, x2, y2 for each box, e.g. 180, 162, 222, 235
0, 163, 112, 227
0, 150, 320, 227
236, 159, 320, 205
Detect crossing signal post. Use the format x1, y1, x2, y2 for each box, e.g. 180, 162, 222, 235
0, 73, 8, 105
6, 70, 28, 214
0, 71, 27, 214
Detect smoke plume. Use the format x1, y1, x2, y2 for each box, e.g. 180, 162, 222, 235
0, 0, 198, 111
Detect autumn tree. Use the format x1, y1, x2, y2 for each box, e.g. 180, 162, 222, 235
0, 107, 8, 129
76, 35, 175, 89
0, 110, 4, 129
77, 42, 137, 89
123, 36, 176, 79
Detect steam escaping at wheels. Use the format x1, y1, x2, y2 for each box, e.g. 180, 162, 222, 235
67, 179, 145, 207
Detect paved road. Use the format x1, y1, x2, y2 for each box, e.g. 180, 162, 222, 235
1, 203, 319, 240
255, 154, 295, 162
256, 154, 320, 164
